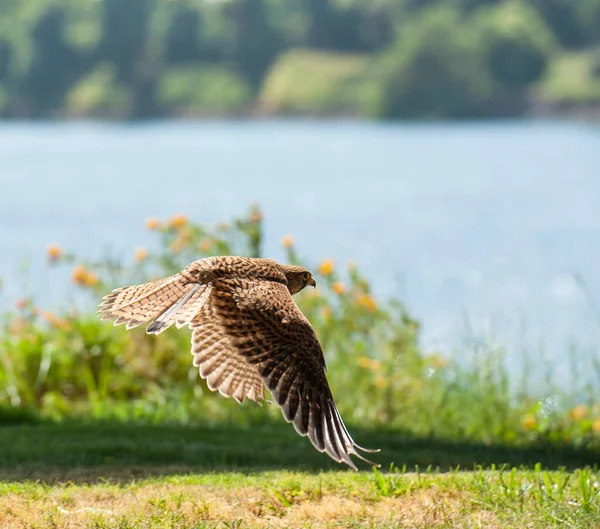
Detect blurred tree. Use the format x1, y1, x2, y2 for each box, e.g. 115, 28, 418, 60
97, 0, 152, 84
377, 7, 492, 119
574, 0, 600, 46
165, 6, 202, 64
20, 7, 88, 117
405, 0, 503, 14
303, 0, 393, 52
0, 41, 11, 82
526, 0, 587, 49
229, 0, 281, 90
479, 1, 555, 90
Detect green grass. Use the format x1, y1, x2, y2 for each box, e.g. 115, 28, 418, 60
0, 420, 599, 528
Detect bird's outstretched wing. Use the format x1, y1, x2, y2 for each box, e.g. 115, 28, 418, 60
189, 304, 267, 404
98, 273, 211, 334
211, 278, 380, 470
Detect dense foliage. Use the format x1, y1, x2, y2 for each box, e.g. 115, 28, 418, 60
1, 206, 599, 452
0, 0, 599, 119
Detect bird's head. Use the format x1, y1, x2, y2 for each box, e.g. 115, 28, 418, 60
282, 265, 317, 295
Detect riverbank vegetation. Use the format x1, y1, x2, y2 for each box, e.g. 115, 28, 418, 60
1, 0, 600, 120
1, 205, 599, 454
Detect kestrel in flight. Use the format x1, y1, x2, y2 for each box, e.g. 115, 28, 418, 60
98, 256, 379, 470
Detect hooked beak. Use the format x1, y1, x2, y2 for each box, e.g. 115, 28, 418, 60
308, 277, 317, 288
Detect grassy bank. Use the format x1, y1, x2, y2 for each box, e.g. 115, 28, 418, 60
1, 421, 599, 528
1, 204, 600, 526
1, 205, 599, 451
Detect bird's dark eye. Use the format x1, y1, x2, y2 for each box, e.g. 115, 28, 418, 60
302, 272, 311, 281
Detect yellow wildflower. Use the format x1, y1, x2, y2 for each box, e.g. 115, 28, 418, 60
375, 376, 387, 389
43, 311, 69, 330
72, 265, 88, 285
168, 214, 188, 229
332, 282, 345, 295
15, 298, 28, 310
248, 204, 262, 223
8, 317, 27, 336
318, 258, 334, 276
46, 243, 62, 262
357, 293, 377, 312
72, 265, 98, 287
320, 306, 332, 320
357, 356, 371, 369
569, 405, 588, 422
169, 241, 184, 253
593, 419, 600, 433
199, 238, 214, 253
522, 414, 537, 431
145, 217, 160, 230
429, 355, 448, 369
84, 271, 99, 286
170, 233, 191, 253
281, 234, 294, 248
134, 247, 148, 262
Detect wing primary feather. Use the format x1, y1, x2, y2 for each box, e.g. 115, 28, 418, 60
146, 284, 201, 334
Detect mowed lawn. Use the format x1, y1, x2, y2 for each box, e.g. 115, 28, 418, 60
0, 421, 599, 528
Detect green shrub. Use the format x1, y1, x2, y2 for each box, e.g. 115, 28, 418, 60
157, 65, 252, 115
477, 0, 556, 90
65, 62, 131, 117
375, 7, 492, 119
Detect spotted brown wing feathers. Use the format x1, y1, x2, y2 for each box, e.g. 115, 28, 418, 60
189, 304, 267, 404
212, 279, 380, 470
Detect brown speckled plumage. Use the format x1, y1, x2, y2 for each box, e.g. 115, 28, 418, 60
98, 256, 379, 470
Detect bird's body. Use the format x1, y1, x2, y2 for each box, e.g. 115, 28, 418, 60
98, 255, 379, 470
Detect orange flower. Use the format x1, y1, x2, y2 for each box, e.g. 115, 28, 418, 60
8, 317, 27, 336
248, 204, 262, 223
522, 414, 537, 431
318, 258, 334, 276
145, 217, 160, 230
15, 298, 28, 310
357, 293, 377, 312
72, 265, 87, 284
198, 238, 214, 253
357, 356, 371, 369
168, 214, 188, 229
375, 376, 387, 389
332, 282, 345, 295
43, 311, 69, 330
281, 235, 294, 248
85, 272, 99, 286
46, 243, 62, 262
569, 405, 588, 422
134, 247, 148, 262
320, 306, 332, 320
593, 419, 600, 433
72, 265, 99, 287
428, 354, 448, 369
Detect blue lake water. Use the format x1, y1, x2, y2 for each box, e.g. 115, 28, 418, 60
1, 120, 599, 377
